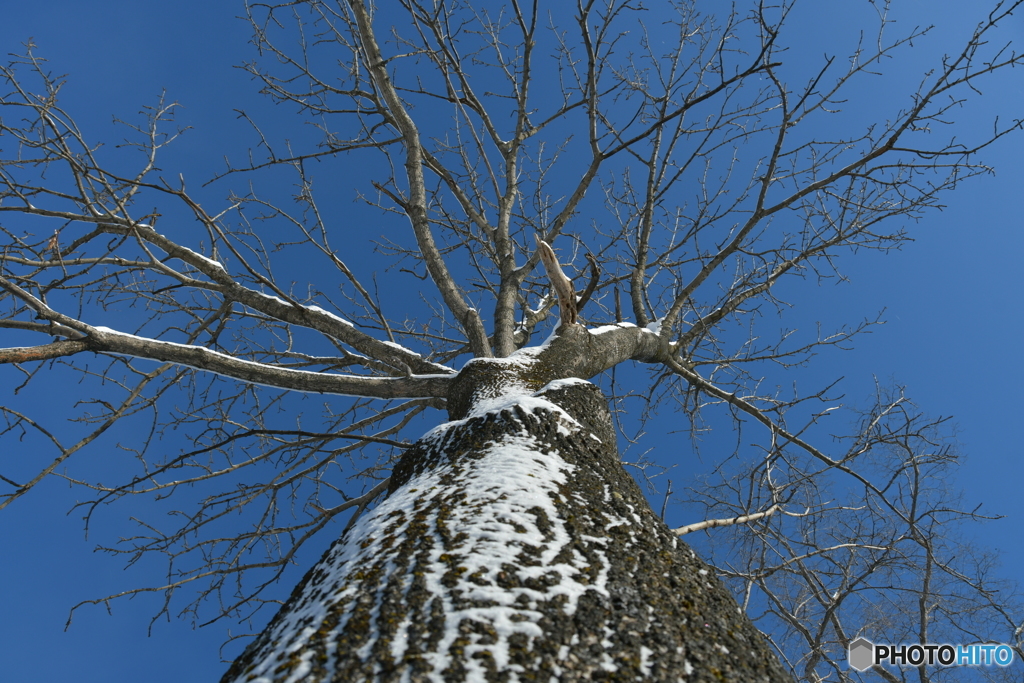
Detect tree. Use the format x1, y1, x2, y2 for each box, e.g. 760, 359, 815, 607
2, 0, 1022, 680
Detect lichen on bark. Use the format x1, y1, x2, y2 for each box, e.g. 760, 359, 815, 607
222, 372, 791, 683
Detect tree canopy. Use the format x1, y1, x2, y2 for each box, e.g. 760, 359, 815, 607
2, 0, 1023, 680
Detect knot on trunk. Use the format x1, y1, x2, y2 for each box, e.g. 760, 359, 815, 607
445, 325, 606, 421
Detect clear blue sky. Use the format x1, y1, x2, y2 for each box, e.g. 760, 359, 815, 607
1, 2, 1021, 681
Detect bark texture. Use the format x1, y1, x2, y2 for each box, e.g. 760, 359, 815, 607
222, 380, 792, 683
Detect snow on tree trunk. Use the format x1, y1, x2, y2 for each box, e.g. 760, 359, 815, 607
222, 379, 792, 683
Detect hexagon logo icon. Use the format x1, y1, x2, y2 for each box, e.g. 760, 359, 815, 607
848, 637, 875, 671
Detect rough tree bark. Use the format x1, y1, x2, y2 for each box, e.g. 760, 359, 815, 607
7, 3, 1022, 680
221, 332, 792, 683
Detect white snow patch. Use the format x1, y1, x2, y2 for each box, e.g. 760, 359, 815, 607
540, 325, 560, 346
423, 360, 585, 441
306, 304, 354, 327
588, 322, 637, 335
640, 646, 653, 675
382, 339, 423, 356
540, 377, 592, 392
188, 250, 226, 272
255, 293, 291, 308
231, 391, 615, 683
598, 629, 619, 672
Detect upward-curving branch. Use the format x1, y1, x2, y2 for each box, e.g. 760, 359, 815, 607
2, 1, 1023, 680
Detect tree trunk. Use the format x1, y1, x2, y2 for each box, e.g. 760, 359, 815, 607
222, 378, 792, 683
